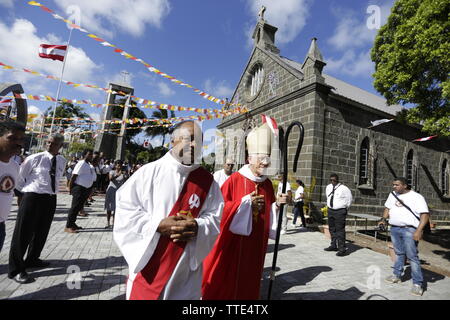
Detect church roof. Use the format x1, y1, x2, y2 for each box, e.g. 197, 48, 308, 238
276, 55, 403, 116
322, 74, 403, 116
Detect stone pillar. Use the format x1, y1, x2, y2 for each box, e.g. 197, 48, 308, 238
94, 82, 134, 160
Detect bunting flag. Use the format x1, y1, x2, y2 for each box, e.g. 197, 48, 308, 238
27, 1, 242, 107
0, 98, 12, 110
261, 114, 279, 136
39, 44, 67, 61
7, 92, 248, 116
0, 62, 248, 115
369, 119, 393, 128
413, 135, 437, 142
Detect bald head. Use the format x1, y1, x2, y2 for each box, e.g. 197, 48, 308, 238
170, 121, 203, 165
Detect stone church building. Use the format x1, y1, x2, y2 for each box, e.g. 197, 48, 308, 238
215, 16, 450, 222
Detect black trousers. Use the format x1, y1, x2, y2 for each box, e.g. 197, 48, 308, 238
293, 202, 306, 226
8, 192, 56, 277
328, 208, 347, 250
66, 184, 90, 228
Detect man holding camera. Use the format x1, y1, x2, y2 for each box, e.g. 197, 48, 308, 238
379, 177, 430, 296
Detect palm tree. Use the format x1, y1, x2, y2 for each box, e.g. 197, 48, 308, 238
145, 109, 175, 147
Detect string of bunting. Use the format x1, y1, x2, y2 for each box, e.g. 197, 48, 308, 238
26, 122, 172, 136
28, 1, 242, 108
28, 112, 237, 130
7, 93, 248, 115
0, 61, 239, 114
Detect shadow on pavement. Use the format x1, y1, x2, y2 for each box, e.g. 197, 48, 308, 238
4, 257, 126, 300
266, 243, 295, 253
279, 286, 365, 300
401, 265, 445, 291
8, 274, 126, 300
260, 265, 333, 299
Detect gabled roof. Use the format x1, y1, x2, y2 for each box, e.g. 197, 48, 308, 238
322, 74, 403, 116
274, 54, 403, 116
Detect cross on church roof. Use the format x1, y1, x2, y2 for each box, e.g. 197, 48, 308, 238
258, 6, 266, 20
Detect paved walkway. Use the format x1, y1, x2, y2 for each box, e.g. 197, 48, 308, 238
0, 193, 449, 300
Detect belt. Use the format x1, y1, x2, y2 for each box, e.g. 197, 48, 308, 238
391, 225, 417, 229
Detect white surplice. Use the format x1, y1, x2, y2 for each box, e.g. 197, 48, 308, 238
113, 151, 224, 300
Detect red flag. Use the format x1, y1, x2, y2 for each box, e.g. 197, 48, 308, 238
261, 114, 279, 136
39, 44, 67, 61
413, 135, 437, 142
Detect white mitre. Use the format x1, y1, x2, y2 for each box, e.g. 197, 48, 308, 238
246, 122, 272, 155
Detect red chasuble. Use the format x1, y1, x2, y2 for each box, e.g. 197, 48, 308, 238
129, 167, 213, 300
202, 171, 275, 300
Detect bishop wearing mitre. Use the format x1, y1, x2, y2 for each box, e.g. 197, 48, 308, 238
202, 122, 290, 300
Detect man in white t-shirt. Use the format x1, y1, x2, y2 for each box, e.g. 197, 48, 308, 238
213, 158, 234, 188
276, 175, 292, 235
0, 121, 25, 252
65, 149, 95, 233
379, 177, 429, 296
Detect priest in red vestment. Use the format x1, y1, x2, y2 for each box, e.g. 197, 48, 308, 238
202, 122, 290, 300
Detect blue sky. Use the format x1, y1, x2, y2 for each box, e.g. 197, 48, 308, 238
0, 0, 395, 147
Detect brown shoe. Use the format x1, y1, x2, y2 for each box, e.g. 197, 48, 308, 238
78, 212, 89, 217
64, 227, 78, 233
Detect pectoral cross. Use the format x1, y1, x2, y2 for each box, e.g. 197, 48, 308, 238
252, 184, 260, 223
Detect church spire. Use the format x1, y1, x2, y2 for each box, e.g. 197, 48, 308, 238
301, 37, 326, 82
306, 37, 324, 63
252, 6, 280, 54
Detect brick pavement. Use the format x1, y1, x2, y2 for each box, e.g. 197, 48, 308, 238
0, 192, 449, 300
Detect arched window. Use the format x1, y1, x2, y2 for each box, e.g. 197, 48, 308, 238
246, 63, 264, 98
406, 149, 414, 188
442, 159, 449, 195
359, 137, 369, 185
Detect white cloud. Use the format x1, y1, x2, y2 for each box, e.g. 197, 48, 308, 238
326, 50, 374, 77
28, 105, 43, 116
0, 19, 100, 96
54, 0, 171, 38
157, 82, 175, 97
0, 0, 13, 8
245, 0, 312, 45
204, 79, 233, 99
324, 1, 394, 78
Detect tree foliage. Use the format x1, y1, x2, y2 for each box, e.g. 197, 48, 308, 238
145, 109, 175, 146
44, 102, 90, 125
371, 0, 450, 136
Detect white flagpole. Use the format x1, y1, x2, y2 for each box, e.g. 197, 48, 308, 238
49, 27, 74, 136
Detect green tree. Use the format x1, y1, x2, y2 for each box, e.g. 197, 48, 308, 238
145, 109, 175, 146
44, 102, 90, 126
66, 141, 94, 156
371, 0, 450, 136
147, 146, 169, 162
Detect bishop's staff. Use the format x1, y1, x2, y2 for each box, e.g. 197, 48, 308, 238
267, 121, 304, 300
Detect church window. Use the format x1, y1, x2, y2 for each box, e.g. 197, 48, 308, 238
359, 137, 369, 185
442, 159, 449, 196
246, 63, 264, 99
406, 149, 417, 189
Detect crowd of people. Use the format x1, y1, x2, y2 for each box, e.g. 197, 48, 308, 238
0, 119, 430, 298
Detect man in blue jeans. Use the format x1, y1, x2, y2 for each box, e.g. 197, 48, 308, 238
379, 177, 430, 296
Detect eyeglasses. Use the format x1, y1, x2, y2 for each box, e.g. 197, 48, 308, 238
225, 163, 234, 166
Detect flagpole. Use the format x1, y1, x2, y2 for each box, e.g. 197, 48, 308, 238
49, 27, 73, 136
